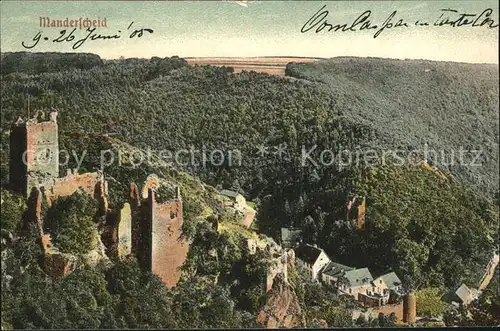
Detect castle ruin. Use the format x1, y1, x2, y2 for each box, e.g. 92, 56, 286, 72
9, 111, 189, 288
347, 196, 366, 230
123, 178, 189, 288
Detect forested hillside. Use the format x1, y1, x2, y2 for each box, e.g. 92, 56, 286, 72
286, 57, 499, 199
1, 52, 499, 328
1, 52, 103, 75
1, 134, 356, 329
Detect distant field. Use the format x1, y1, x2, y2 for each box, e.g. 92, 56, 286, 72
185, 57, 323, 75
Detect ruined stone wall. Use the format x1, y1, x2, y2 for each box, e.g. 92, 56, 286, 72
358, 302, 404, 322
141, 174, 160, 199
117, 203, 132, 259
355, 293, 414, 325
27, 187, 44, 235
148, 189, 189, 289
43, 170, 107, 209
358, 293, 383, 307
128, 183, 143, 258
267, 253, 288, 292
26, 187, 76, 279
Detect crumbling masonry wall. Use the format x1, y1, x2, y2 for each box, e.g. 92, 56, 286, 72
117, 203, 132, 259
27, 187, 76, 279
266, 250, 293, 292
102, 203, 132, 261
347, 196, 366, 230
43, 170, 108, 211
354, 302, 404, 323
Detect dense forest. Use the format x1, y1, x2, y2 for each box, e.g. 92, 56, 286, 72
1, 52, 499, 328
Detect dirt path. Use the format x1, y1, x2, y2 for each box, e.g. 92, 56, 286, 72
479, 252, 499, 290
240, 207, 256, 228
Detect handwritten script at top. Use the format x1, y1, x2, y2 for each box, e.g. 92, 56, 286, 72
301, 6, 498, 38
22, 21, 153, 50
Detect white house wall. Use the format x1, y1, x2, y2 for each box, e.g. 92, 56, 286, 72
312, 251, 330, 280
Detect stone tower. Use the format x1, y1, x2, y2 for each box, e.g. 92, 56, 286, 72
9, 110, 59, 197
135, 185, 188, 289
403, 291, 417, 324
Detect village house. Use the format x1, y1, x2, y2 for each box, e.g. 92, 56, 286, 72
294, 243, 331, 280
320, 261, 402, 306
220, 189, 247, 212
293, 240, 412, 322
358, 271, 403, 306
295, 239, 404, 309
336, 267, 374, 299
453, 283, 479, 306
446, 251, 499, 308
280, 228, 302, 249
372, 272, 402, 295
321, 261, 355, 285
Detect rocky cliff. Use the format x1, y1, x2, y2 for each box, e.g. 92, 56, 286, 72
256, 272, 306, 328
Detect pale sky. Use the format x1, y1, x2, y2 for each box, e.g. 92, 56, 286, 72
1, 0, 498, 63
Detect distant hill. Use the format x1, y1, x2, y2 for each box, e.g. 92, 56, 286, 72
0, 52, 103, 75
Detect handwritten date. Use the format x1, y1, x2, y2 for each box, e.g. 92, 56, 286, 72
22, 21, 153, 50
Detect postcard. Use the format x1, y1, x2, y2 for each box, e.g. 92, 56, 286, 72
0, 0, 498, 329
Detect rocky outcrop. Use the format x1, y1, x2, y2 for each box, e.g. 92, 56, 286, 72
44, 251, 77, 279
83, 234, 111, 267
256, 273, 306, 328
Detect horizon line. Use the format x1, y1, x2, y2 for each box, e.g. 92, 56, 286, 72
1, 51, 499, 65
